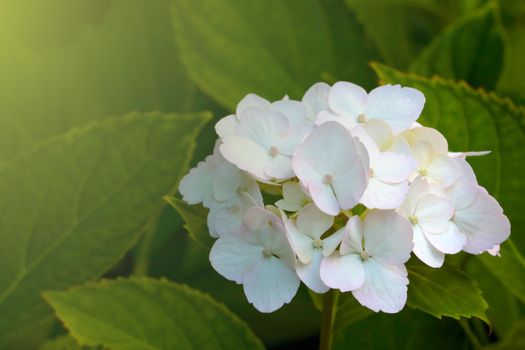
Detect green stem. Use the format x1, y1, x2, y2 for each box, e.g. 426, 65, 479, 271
319, 289, 338, 350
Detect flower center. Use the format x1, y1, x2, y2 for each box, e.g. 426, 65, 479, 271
419, 168, 428, 176
408, 215, 419, 225
262, 248, 273, 258
269, 146, 279, 157
368, 168, 374, 177
360, 250, 370, 261
323, 174, 334, 184
357, 114, 367, 123
313, 238, 323, 249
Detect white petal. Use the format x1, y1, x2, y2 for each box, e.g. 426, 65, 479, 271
207, 207, 219, 238
293, 121, 361, 177
456, 186, 511, 254
264, 154, 294, 179
282, 181, 307, 204
328, 81, 367, 119
320, 253, 365, 292
360, 119, 393, 150
296, 249, 330, 293
297, 203, 334, 239
237, 107, 289, 149
275, 199, 302, 212
302, 82, 331, 122
415, 194, 454, 234
426, 155, 460, 187
425, 223, 466, 254
404, 127, 448, 154
215, 114, 239, 138
236, 93, 270, 117
366, 84, 425, 133
243, 257, 300, 313
340, 216, 364, 255
315, 110, 356, 130
270, 99, 307, 125
401, 176, 429, 216
373, 152, 417, 183
220, 135, 269, 180
322, 228, 345, 256
179, 159, 214, 206
352, 260, 408, 313
364, 210, 413, 265
412, 225, 445, 268
332, 164, 369, 211
360, 179, 409, 210
283, 216, 314, 264
308, 181, 340, 216
212, 161, 245, 202
209, 234, 263, 283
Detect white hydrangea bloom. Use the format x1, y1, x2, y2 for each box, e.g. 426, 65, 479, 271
397, 177, 465, 268
352, 120, 417, 209
320, 210, 413, 313
220, 99, 311, 181
209, 207, 300, 313
316, 82, 425, 133
215, 94, 271, 138
282, 204, 343, 293
179, 145, 262, 210
275, 181, 309, 212
293, 121, 369, 216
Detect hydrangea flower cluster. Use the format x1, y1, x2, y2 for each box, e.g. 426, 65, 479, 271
179, 82, 511, 313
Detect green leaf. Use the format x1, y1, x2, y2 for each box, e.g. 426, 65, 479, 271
466, 253, 523, 337
410, 3, 505, 89
0, 0, 195, 163
0, 111, 210, 348
170, 0, 379, 110
164, 196, 214, 248
345, 0, 452, 68
484, 318, 525, 350
333, 307, 470, 350
39, 335, 101, 350
479, 241, 525, 305
372, 62, 525, 304
406, 261, 489, 321
44, 277, 264, 350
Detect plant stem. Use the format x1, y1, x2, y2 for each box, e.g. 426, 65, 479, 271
319, 289, 338, 350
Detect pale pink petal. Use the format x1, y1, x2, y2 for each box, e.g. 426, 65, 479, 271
364, 210, 413, 265
332, 164, 369, 211
320, 253, 365, 292
283, 217, 314, 264
366, 84, 425, 133
237, 107, 289, 149
456, 186, 511, 254
296, 249, 330, 293
322, 228, 345, 256
425, 223, 466, 254
352, 260, 408, 313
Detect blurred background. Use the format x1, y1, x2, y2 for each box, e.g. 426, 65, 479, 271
0, 0, 524, 349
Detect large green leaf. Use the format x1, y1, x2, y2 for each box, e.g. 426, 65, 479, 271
39, 335, 100, 350
333, 307, 470, 350
170, 0, 379, 110
372, 63, 525, 304
164, 196, 213, 248
410, 3, 504, 89
44, 277, 264, 350
406, 261, 488, 321
0, 112, 210, 348
0, 0, 195, 163
479, 241, 525, 305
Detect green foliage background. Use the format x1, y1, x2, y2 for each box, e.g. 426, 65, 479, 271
0, 0, 524, 349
